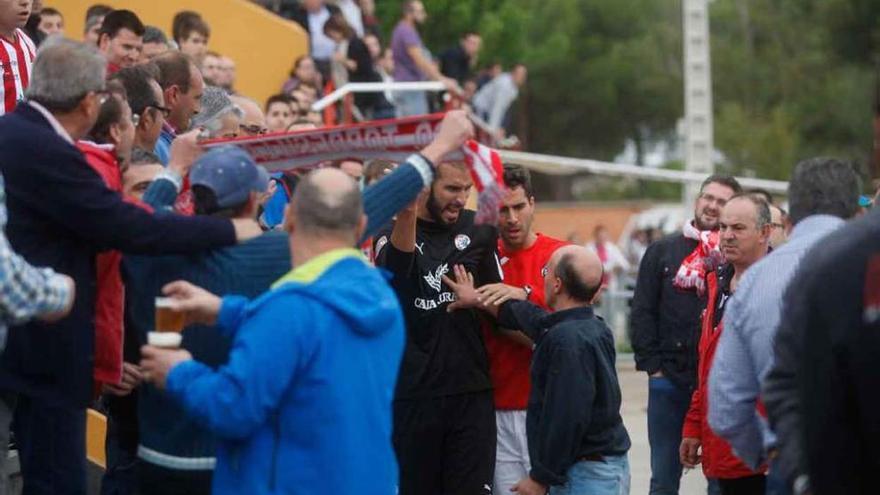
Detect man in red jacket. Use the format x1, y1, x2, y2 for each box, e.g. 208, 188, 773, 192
480, 164, 566, 492
680, 193, 771, 494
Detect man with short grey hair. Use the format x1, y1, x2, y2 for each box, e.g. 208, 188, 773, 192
681, 193, 771, 492
230, 95, 266, 136
0, 38, 261, 494
709, 158, 861, 495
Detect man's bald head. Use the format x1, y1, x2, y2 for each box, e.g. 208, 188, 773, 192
289, 168, 364, 241
545, 245, 604, 307
230, 95, 266, 135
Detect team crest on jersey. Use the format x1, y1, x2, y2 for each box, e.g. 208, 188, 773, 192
375, 236, 388, 256
454, 234, 471, 251
423, 263, 449, 292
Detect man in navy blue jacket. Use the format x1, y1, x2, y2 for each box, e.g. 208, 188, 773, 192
0, 38, 262, 495
443, 246, 631, 495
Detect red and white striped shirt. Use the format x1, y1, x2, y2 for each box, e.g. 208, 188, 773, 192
0, 29, 36, 116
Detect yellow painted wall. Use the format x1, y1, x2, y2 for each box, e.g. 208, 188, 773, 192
51, 0, 308, 105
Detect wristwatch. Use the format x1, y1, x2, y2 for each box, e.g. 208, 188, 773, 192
522, 285, 532, 300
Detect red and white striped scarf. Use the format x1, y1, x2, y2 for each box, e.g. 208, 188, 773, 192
204, 113, 507, 224
673, 221, 722, 296
461, 140, 505, 225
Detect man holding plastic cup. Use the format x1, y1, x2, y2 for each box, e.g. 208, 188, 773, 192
140, 168, 406, 495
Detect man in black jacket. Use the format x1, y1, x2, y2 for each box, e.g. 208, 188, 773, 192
439, 32, 482, 85
445, 245, 631, 495
0, 38, 260, 495
630, 174, 741, 494
763, 207, 880, 495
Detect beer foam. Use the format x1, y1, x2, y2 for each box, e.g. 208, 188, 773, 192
155, 297, 175, 309
147, 332, 182, 348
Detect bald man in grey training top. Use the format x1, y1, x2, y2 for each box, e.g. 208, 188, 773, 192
444, 246, 632, 495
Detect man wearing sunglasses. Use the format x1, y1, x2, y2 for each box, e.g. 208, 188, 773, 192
110, 64, 172, 156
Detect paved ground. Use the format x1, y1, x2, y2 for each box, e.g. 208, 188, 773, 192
618, 358, 708, 495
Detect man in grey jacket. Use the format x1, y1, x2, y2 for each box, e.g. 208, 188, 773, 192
707, 157, 861, 494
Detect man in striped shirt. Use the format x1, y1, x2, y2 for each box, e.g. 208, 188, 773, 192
0, 0, 36, 116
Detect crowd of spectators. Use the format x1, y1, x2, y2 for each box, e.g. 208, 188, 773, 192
252, 0, 526, 140
4, 3, 880, 495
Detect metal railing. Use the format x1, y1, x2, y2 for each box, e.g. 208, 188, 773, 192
309, 82, 789, 193
497, 149, 789, 193
311, 81, 448, 112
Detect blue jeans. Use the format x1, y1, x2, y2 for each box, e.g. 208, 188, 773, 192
549, 455, 630, 495
764, 462, 791, 495
395, 91, 428, 117
647, 376, 692, 495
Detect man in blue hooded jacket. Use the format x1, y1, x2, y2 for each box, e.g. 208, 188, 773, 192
140, 167, 406, 495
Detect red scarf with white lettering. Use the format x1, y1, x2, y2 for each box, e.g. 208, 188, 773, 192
674, 221, 722, 296
203, 113, 507, 224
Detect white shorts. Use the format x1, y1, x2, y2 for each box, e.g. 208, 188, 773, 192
495, 410, 530, 493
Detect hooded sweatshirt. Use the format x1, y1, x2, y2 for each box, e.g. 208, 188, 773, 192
166, 249, 405, 495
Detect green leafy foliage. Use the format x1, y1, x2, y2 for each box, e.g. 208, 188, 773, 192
375, 0, 877, 183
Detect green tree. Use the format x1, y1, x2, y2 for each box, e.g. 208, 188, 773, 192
374, 0, 877, 185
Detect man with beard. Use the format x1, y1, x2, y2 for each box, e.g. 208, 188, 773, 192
631, 174, 741, 494
375, 160, 503, 495
477, 164, 567, 493
680, 194, 771, 494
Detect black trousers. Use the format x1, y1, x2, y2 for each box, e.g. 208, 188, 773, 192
136, 461, 212, 495
719, 474, 766, 495
13, 394, 87, 495
393, 390, 496, 495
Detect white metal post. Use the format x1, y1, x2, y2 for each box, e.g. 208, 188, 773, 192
683, 0, 714, 205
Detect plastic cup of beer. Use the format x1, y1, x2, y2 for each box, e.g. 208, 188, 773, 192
148, 297, 185, 348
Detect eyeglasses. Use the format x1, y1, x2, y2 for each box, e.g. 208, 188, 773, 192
239, 124, 268, 136
770, 223, 785, 230
146, 104, 172, 118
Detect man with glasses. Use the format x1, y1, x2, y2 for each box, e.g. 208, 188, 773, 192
230, 95, 267, 137
111, 65, 169, 150
631, 174, 742, 494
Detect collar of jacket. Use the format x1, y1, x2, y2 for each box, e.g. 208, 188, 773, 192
540, 305, 595, 328
272, 247, 366, 288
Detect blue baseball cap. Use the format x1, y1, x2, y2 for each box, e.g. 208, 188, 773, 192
190, 145, 270, 209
